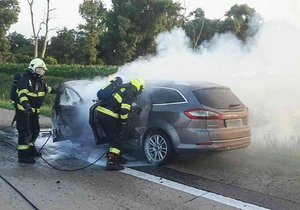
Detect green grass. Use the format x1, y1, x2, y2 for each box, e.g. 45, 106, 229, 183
0, 99, 52, 117
0, 100, 15, 110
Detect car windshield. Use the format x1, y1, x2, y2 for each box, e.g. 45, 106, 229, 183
193, 88, 243, 109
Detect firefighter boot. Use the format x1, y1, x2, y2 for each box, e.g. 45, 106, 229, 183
107, 151, 128, 164
105, 152, 124, 171
18, 150, 35, 164
28, 144, 41, 157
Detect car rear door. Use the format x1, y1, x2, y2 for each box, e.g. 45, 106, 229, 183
193, 88, 250, 141
52, 84, 84, 142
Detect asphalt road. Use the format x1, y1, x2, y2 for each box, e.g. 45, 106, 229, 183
1, 108, 300, 209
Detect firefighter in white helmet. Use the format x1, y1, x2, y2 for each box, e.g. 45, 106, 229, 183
16, 58, 56, 164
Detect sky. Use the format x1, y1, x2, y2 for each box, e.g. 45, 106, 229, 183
10, 0, 300, 38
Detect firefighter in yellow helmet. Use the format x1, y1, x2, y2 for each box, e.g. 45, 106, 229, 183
16, 58, 56, 164
95, 78, 145, 170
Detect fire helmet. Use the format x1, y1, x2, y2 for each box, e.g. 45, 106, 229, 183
131, 78, 145, 94
28, 58, 47, 75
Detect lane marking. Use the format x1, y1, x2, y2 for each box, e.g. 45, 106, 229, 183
122, 168, 269, 210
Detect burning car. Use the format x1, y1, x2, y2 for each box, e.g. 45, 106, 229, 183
52, 80, 251, 165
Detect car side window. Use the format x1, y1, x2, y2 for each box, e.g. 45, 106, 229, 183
151, 88, 185, 104
59, 88, 81, 106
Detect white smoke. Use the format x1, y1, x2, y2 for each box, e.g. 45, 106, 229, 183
113, 6, 300, 149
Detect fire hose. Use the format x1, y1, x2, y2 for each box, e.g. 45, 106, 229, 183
0, 112, 133, 172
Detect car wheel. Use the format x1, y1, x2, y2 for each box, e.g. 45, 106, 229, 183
143, 130, 174, 166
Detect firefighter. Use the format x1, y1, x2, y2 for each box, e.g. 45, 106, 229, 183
89, 76, 123, 145
16, 58, 55, 164
95, 78, 145, 171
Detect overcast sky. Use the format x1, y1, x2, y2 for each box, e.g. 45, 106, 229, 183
10, 0, 300, 38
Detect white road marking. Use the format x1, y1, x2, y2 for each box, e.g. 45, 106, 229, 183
122, 168, 269, 210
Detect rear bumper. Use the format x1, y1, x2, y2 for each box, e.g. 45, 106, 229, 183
174, 136, 251, 153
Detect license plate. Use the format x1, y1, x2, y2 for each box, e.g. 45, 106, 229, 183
225, 119, 242, 127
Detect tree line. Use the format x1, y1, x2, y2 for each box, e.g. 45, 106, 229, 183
1, 0, 262, 66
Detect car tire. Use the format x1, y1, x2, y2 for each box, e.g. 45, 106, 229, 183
143, 130, 175, 166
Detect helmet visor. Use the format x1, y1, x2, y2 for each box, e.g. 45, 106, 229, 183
35, 67, 46, 76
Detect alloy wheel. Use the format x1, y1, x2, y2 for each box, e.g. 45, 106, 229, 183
144, 134, 168, 164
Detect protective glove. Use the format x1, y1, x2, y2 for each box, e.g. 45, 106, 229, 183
24, 105, 32, 114
131, 106, 142, 114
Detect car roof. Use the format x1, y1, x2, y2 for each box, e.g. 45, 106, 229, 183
62, 79, 229, 93
147, 80, 229, 91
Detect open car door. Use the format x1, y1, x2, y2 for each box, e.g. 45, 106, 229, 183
89, 102, 109, 145
52, 84, 85, 142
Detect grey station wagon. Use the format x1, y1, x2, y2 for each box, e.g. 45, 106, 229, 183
52, 80, 251, 165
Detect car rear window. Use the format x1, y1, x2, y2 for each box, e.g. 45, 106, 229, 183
193, 88, 243, 109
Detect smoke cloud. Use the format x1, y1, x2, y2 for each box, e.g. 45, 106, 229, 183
114, 6, 300, 150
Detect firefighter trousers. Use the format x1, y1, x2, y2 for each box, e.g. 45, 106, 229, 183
16, 109, 40, 146
95, 111, 123, 149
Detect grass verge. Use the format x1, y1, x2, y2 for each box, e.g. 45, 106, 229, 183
0, 99, 52, 117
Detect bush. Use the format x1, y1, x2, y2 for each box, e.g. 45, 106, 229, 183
0, 63, 118, 79
0, 73, 12, 101
15, 54, 32, 64
44, 56, 58, 65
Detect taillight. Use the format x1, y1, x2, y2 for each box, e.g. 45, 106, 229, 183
184, 108, 222, 120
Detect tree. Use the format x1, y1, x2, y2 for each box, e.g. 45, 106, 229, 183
183, 4, 258, 48
102, 0, 183, 65
183, 8, 221, 48
40, 0, 53, 58
79, 0, 107, 64
219, 17, 235, 34
27, 0, 54, 58
9, 32, 33, 54
0, 0, 20, 62
48, 28, 84, 64
224, 4, 256, 41
134, 0, 184, 56
183, 8, 206, 48
8, 32, 33, 63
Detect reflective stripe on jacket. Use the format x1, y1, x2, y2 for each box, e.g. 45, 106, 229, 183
96, 106, 119, 119
16, 104, 40, 113
16, 71, 53, 112
18, 145, 29, 150
96, 84, 136, 123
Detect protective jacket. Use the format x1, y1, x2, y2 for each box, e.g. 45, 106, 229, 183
16, 69, 54, 113
96, 83, 137, 123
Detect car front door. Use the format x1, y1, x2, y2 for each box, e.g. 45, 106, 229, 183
52, 84, 84, 142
